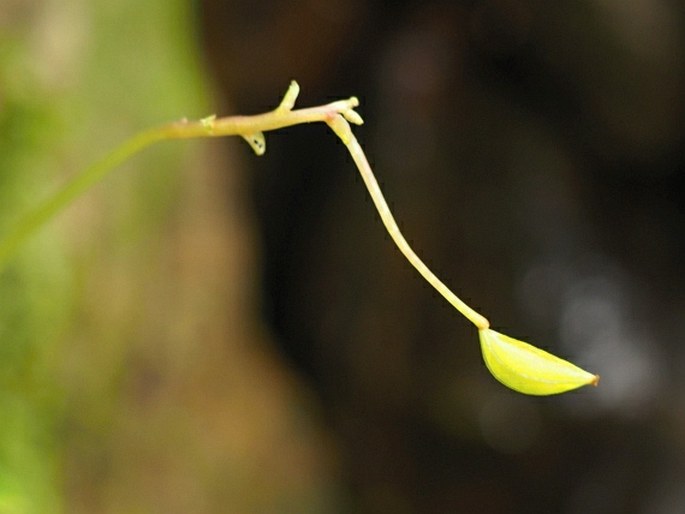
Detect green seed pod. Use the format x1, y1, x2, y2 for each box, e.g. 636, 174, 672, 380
479, 328, 599, 395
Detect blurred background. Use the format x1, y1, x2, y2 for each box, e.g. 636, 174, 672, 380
1, 0, 685, 512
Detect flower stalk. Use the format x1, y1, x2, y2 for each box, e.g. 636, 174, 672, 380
0, 81, 598, 395
0, 81, 359, 270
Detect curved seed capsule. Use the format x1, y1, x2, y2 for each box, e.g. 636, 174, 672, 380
479, 328, 599, 395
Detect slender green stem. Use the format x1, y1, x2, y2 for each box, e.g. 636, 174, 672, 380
325, 114, 490, 330
0, 127, 165, 270
0, 80, 489, 331
0, 81, 359, 272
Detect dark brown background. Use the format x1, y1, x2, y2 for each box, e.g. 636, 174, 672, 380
196, 1, 685, 512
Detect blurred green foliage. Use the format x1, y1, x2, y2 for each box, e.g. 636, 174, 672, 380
0, 0, 208, 511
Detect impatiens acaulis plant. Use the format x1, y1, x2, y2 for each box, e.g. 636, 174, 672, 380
0, 81, 599, 395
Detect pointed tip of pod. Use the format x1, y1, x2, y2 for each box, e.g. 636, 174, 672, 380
478, 328, 599, 396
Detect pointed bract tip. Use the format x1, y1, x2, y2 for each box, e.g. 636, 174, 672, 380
343, 109, 364, 126
278, 81, 300, 112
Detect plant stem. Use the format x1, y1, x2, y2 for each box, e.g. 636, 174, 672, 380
0, 127, 165, 270
0, 81, 489, 330
325, 114, 490, 330
0, 81, 358, 271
